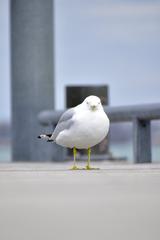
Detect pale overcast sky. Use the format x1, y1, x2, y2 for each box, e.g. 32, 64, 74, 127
1, 0, 160, 122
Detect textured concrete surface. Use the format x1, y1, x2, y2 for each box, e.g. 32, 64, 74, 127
0, 163, 160, 240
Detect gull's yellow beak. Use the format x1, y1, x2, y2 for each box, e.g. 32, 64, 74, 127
90, 105, 97, 111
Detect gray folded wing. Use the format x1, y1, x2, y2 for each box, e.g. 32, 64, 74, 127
51, 108, 75, 140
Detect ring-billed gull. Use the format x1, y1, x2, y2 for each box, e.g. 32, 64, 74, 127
38, 95, 110, 170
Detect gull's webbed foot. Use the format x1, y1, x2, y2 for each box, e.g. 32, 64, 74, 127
70, 166, 84, 170
85, 165, 100, 170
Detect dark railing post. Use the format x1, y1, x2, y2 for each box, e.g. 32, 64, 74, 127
133, 119, 151, 163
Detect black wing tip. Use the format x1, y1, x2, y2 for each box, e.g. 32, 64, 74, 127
47, 139, 54, 142
46, 134, 52, 138
37, 134, 52, 139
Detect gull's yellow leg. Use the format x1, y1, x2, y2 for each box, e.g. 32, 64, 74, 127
86, 147, 91, 169
85, 147, 100, 170
70, 147, 83, 170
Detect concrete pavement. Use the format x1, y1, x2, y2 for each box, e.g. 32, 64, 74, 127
0, 163, 160, 240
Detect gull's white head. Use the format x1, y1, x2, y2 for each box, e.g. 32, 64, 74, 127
83, 95, 103, 111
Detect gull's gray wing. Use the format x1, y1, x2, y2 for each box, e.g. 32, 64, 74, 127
51, 108, 75, 140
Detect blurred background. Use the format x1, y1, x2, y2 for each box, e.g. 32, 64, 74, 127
0, 0, 160, 163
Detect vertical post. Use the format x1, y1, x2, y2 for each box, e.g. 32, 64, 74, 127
133, 119, 151, 163
11, 0, 54, 161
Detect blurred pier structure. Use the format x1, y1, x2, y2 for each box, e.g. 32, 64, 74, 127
10, 0, 160, 163
11, 0, 56, 161
39, 103, 160, 163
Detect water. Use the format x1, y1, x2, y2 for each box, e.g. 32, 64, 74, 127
0, 143, 159, 163
0, 145, 11, 162
110, 142, 160, 163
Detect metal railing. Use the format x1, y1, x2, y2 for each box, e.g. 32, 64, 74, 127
38, 103, 160, 163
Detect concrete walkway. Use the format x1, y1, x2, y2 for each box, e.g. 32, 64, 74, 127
0, 163, 160, 240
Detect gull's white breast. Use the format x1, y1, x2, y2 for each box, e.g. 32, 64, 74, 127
56, 108, 109, 149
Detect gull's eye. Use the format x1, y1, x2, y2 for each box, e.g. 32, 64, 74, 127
98, 102, 100, 104
86, 101, 89, 104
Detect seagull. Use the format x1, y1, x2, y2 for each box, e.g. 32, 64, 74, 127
38, 95, 110, 170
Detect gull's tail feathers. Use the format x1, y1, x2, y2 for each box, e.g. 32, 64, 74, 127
37, 134, 54, 142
